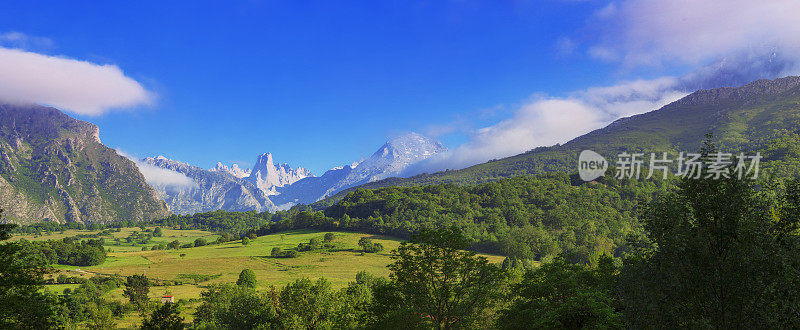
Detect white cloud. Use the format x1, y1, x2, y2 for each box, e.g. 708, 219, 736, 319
554, 37, 578, 56
0, 46, 153, 115
0, 31, 54, 49
115, 149, 196, 189
405, 77, 687, 174
136, 163, 197, 189
590, 0, 800, 70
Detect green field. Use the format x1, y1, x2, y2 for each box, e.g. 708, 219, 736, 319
20, 228, 504, 298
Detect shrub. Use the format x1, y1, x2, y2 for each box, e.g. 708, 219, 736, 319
168, 240, 181, 249
284, 250, 299, 258
237, 269, 257, 288
358, 237, 383, 253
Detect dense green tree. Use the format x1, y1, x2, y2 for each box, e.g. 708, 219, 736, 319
194, 284, 279, 329
141, 302, 185, 330
194, 238, 207, 247
17, 237, 106, 266
498, 255, 622, 329
309, 238, 321, 248
86, 301, 116, 329
241, 237, 250, 246
358, 237, 384, 253
338, 271, 386, 327
284, 250, 298, 258
279, 278, 339, 328
153, 227, 163, 237
167, 240, 181, 249
59, 276, 124, 325
123, 274, 151, 309
324, 232, 336, 242
618, 140, 800, 328
374, 226, 508, 329
0, 208, 63, 329
236, 269, 257, 288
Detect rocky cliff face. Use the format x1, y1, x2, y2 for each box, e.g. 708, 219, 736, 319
213, 162, 251, 178
244, 153, 313, 195
142, 156, 277, 214
0, 104, 171, 224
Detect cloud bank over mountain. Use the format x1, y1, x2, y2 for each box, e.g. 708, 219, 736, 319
115, 150, 196, 189
407, 0, 800, 176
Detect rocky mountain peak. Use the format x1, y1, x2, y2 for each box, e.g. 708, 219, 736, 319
254, 152, 274, 170
271, 132, 447, 208
378, 132, 447, 160
246, 152, 314, 195
142, 155, 276, 214
213, 162, 251, 179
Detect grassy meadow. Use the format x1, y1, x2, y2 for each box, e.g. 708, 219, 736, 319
16, 227, 504, 299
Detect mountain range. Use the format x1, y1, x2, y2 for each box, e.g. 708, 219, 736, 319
141, 156, 277, 215
143, 132, 447, 213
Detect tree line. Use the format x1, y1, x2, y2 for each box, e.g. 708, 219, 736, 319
147, 172, 668, 266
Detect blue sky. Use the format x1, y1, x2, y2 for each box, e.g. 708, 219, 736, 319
1, 1, 799, 175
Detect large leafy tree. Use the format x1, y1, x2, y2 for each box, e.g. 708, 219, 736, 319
236, 269, 257, 288
194, 284, 279, 329
0, 208, 63, 328
279, 278, 339, 328
618, 140, 800, 328
375, 226, 508, 329
123, 274, 151, 309
141, 302, 185, 330
498, 255, 622, 329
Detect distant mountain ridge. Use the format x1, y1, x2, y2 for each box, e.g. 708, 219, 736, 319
213, 162, 250, 178
0, 104, 170, 224
271, 132, 446, 207
141, 133, 445, 212
141, 156, 277, 215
